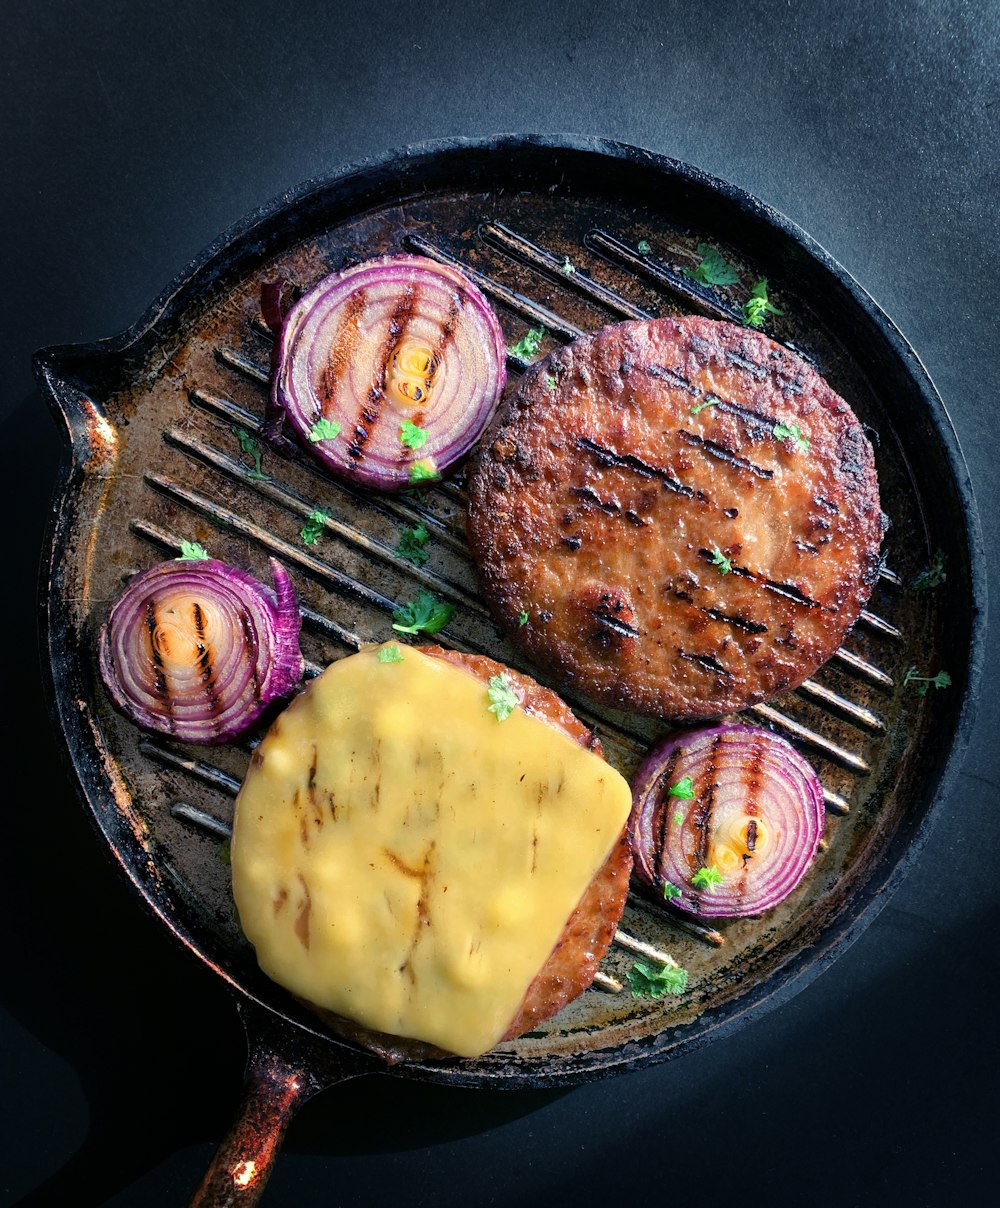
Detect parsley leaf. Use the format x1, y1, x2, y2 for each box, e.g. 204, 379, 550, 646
408, 458, 441, 485
518, 610, 529, 626
487, 673, 519, 721
560, 256, 576, 275
690, 398, 718, 416
300, 508, 331, 546
546, 374, 558, 390
377, 645, 404, 664
912, 550, 947, 591
637, 239, 652, 256
742, 278, 784, 328
668, 775, 695, 799
391, 590, 455, 636
308, 417, 342, 443
626, 958, 688, 999
773, 421, 810, 452
683, 243, 741, 287
234, 427, 271, 480
394, 523, 430, 567
692, 865, 724, 891
710, 546, 732, 574
903, 665, 952, 696
674, 810, 684, 826
663, 881, 683, 901
400, 420, 429, 451
509, 326, 545, 361
178, 540, 209, 561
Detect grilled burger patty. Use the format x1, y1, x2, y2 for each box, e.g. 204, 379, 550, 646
467, 317, 885, 721
236, 646, 632, 1065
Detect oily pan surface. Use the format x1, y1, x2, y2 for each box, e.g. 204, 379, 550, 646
467, 316, 886, 721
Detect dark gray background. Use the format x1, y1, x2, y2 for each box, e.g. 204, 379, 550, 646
3, 1, 997, 1204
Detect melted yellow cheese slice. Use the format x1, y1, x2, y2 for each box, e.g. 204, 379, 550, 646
231, 645, 631, 1057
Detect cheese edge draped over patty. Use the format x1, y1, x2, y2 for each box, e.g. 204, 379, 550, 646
231, 645, 632, 1057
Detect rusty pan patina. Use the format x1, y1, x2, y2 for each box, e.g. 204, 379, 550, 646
34, 135, 985, 1204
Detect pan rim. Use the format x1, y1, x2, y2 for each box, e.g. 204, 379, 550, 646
35, 132, 987, 1088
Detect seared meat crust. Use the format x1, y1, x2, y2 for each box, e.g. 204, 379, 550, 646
467, 317, 885, 721
307, 646, 632, 1064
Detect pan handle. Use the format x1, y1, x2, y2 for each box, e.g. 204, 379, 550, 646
189, 999, 374, 1207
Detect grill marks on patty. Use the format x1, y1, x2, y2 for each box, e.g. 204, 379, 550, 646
466, 316, 883, 720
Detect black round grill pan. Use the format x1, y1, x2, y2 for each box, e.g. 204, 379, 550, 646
34, 135, 985, 1204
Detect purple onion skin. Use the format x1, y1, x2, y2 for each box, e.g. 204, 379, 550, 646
268, 255, 507, 491
97, 557, 303, 745
628, 722, 825, 919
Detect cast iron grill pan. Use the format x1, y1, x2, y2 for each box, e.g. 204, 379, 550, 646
35, 136, 983, 1204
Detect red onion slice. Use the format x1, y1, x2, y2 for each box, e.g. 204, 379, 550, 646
98, 557, 303, 744
268, 255, 506, 490
628, 723, 824, 918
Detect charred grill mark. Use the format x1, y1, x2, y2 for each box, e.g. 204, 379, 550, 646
429, 288, 464, 370
190, 600, 222, 718
238, 608, 263, 698
307, 743, 318, 790
570, 486, 651, 528
576, 436, 693, 496
321, 288, 367, 417
702, 607, 768, 635
725, 562, 829, 612
348, 284, 417, 461
746, 820, 758, 851
814, 494, 840, 514
294, 874, 312, 949
591, 610, 640, 639
641, 361, 699, 396
691, 334, 768, 382
143, 599, 173, 719
694, 735, 723, 874
654, 751, 681, 878
679, 650, 732, 677
679, 429, 775, 479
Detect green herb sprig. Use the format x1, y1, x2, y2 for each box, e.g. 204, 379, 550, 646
742, 278, 783, 328
912, 550, 947, 591
691, 865, 724, 892
773, 421, 810, 452
709, 547, 732, 575
626, 957, 688, 998
235, 427, 271, 480
308, 417, 342, 443
903, 666, 952, 696
400, 420, 429, 451
486, 674, 519, 721
377, 645, 404, 664
178, 540, 209, 561
391, 590, 455, 636
509, 326, 545, 361
300, 508, 331, 546
394, 523, 431, 567
683, 243, 740, 287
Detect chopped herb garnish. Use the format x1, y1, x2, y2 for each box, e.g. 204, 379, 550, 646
710, 546, 732, 574
299, 508, 331, 546
400, 420, 429, 451
178, 540, 209, 561
391, 589, 455, 636
637, 239, 652, 255
663, 881, 683, 901
773, 421, 810, 452
560, 256, 576, 275
308, 417, 342, 443
683, 243, 741, 287
518, 610, 529, 626
626, 957, 688, 999
903, 665, 952, 696
742, 277, 784, 328
674, 810, 684, 826
408, 458, 441, 485
487, 673, 519, 722
377, 645, 404, 664
394, 523, 430, 567
692, 865, 724, 891
546, 373, 558, 390
690, 398, 718, 416
509, 326, 546, 361
234, 427, 271, 480
668, 775, 695, 799
912, 550, 947, 591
